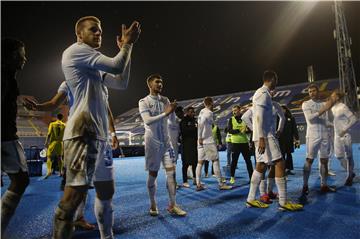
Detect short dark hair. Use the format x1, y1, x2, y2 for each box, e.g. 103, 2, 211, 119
232, 105, 240, 110
75, 16, 101, 37
185, 106, 195, 112
263, 70, 278, 82
204, 96, 213, 106
57, 113, 63, 120
307, 83, 319, 91
2, 38, 25, 61
146, 73, 162, 85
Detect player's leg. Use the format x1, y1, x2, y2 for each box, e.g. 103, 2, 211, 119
1, 140, 30, 236
230, 143, 240, 184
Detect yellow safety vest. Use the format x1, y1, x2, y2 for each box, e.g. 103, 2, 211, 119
225, 133, 232, 143
212, 125, 220, 145
230, 117, 248, 144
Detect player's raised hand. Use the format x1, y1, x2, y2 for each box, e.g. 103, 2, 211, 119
22, 96, 38, 111
164, 100, 177, 116
122, 21, 141, 45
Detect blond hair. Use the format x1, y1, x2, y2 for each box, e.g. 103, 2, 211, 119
75, 16, 101, 36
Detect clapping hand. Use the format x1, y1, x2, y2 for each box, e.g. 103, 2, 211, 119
118, 21, 141, 46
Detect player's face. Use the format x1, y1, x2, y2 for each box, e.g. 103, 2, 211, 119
269, 77, 278, 90
330, 92, 340, 102
232, 107, 240, 116
150, 78, 163, 94
14, 46, 27, 70
79, 20, 102, 49
308, 87, 319, 100
187, 109, 195, 118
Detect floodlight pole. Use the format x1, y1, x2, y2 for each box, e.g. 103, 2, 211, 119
334, 1, 359, 113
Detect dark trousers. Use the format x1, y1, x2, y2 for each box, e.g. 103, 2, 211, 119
283, 152, 294, 171
226, 143, 232, 165
182, 157, 197, 183
230, 143, 253, 180
204, 161, 214, 175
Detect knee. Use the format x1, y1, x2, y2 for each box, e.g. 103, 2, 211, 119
149, 171, 158, 178
10, 172, 30, 195
94, 182, 115, 200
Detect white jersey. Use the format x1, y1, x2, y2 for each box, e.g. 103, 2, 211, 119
302, 99, 329, 139
252, 85, 274, 140
272, 101, 285, 134
58, 81, 109, 120
241, 107, 253, 131
58, 81, 74, 116
61, 42, 132, 141
331, 102, 357, 136
197, 107, 215, 145
139, 94, 171, 149
168, 115, 181, 148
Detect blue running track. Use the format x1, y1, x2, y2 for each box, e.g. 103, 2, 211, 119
2, 144, 360, 239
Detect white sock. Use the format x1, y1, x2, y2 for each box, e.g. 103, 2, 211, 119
259, 180, 266, 195
212, 160, 222, 185
196, 163, 203, 185
247, 170, 262, 202
303, 161, 312, 186
320, 162, 327, 186
94, 198, 114, 239
275, 177, 287, 206
166, 170, 176, 206
1, 190, 21, 234
267, 177, 275, 193
147, 175, 157, 208
188, 166, 193, 178
74, 193, 87, 221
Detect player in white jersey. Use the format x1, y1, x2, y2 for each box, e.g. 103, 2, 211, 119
50, 16, 140, 239
138, 74, 186, 217
195, 97, 232, 191
258, 99, 285, 204
301, 84, 336, 197
329, 90, 358, 186
246, 70, 302, 211
24, 81, 120, 232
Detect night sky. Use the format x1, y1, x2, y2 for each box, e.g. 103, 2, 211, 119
2, 1, 360, 116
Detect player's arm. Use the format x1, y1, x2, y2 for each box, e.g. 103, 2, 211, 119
275, 103, 285, 134
302, 102, 322, 122
139, 99, 176, 125
241, 109, 253, 131
197, 115, 205, 145
340, 106, 358, 136
108, 104, 119, 149
23, 91, 67, 112
255, 103, 266, 154
44, 123, 53, 147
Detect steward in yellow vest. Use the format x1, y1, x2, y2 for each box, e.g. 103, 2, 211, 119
227, 105, 253, 184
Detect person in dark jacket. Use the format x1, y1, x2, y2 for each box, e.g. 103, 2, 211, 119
180, 107, 198, 187
279, 105, 300, 175
1, 38, 30, 235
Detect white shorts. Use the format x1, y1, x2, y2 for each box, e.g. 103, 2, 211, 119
198, 143, 219, 162
64, 138, 112, 186
334, 134, 352, 159
145, 141, 175, 171
254, 137, 282, 165
306, 137, 329, 159
1, 140, 28, 174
